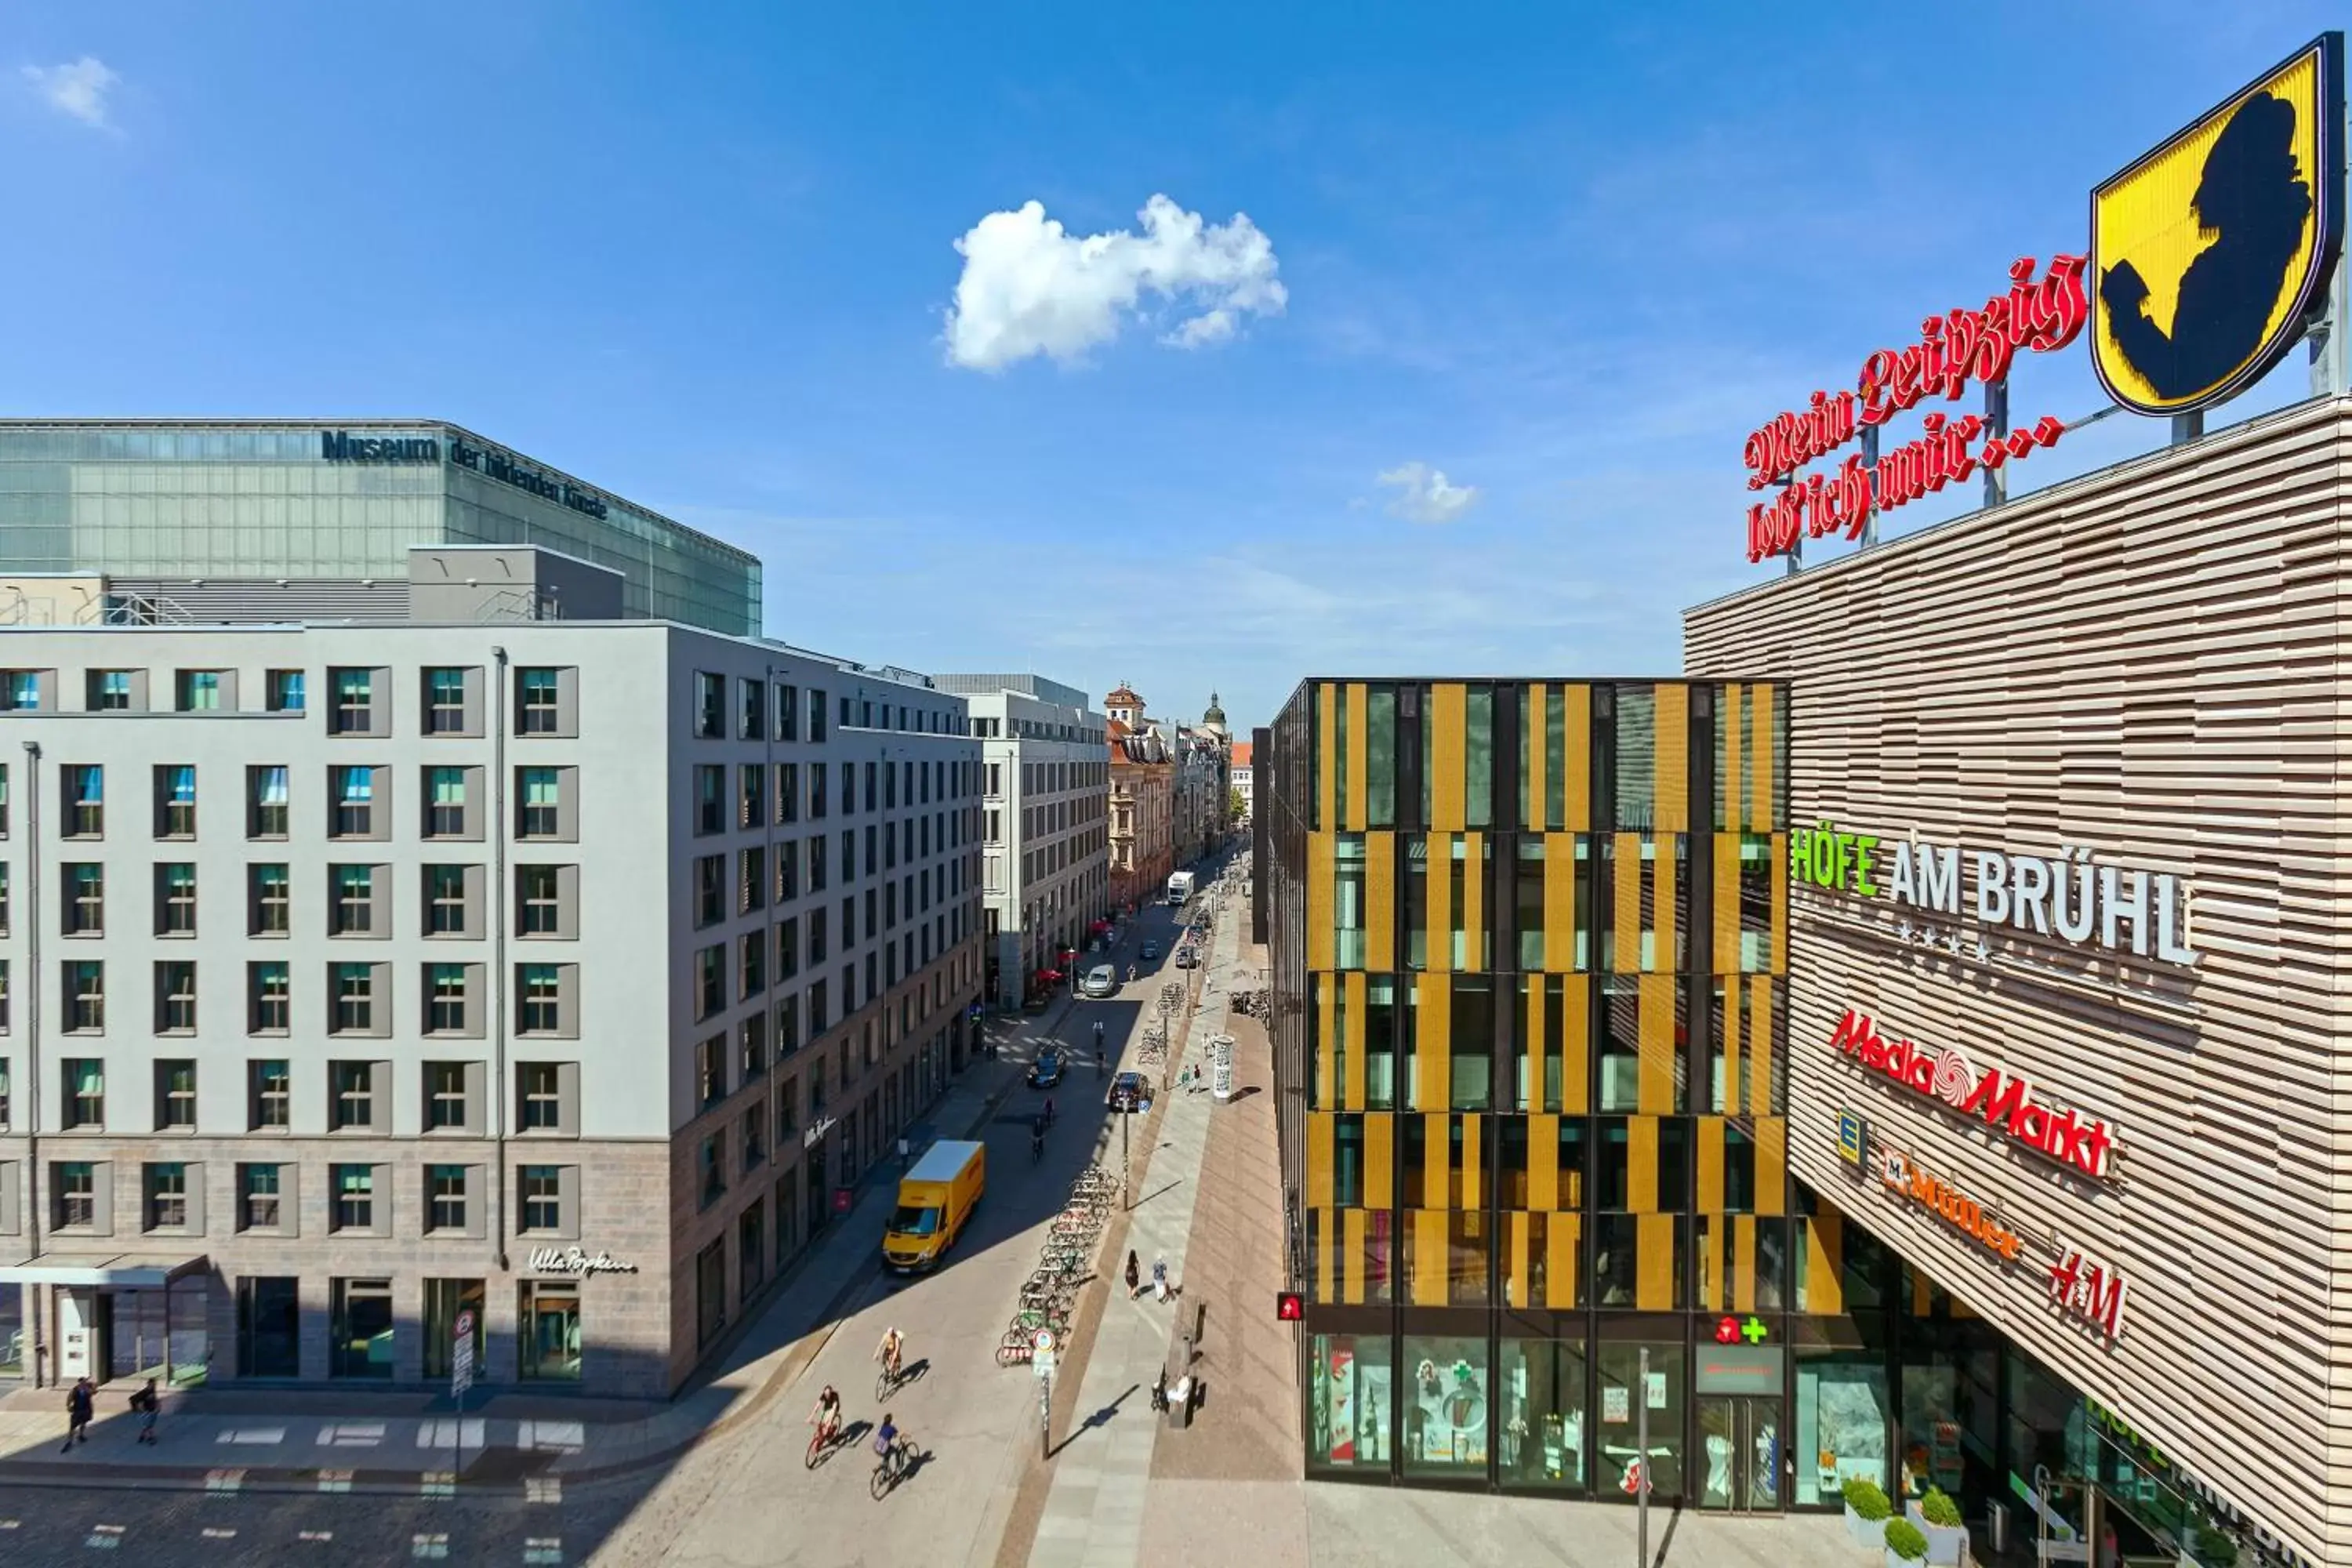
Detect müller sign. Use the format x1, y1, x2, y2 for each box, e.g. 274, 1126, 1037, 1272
1831, 1007, 2120, 1181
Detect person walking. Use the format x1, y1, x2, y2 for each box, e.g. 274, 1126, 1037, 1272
1125, 1249, 1142, 1300
63, 1377, 93, 1450
131, 1378, 160, 1445
1152, 1256, 1171, 1302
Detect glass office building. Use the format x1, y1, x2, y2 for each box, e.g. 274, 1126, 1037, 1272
1269, 678, 1792, 1509
0, 420, 759, 634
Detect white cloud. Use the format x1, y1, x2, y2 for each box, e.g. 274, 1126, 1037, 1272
943, 194, 1286, 372
1377, 462, 1481, 524
22, 56, 120, 129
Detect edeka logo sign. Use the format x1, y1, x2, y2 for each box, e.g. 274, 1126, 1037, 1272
2092, 34, 2344, 417
1829, 1007, 2120, 1181
321, 430, 441, 463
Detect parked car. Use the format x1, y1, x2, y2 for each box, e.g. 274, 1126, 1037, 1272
1080, 964, 1118, 998
1107, 1071, 1152, 1113
1027, 1047, 1065, 1089
1141, 941, 1161, 960
1175, 948, 1199, 968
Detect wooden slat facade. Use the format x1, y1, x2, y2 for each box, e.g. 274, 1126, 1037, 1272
1683, 396, 2352, 1566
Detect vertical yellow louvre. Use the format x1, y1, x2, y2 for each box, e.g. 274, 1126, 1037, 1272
1427, 833, 1455, 975
1546, 1214, 1581, 1308
1344, 683, 1370, 830
1805, 1210, 1845, 1314
1462, 832, 1485, 972
1530, 1112, 1560, 1208
1733, 1216, 1757, 1313
1342, 972, 1368, 1112
1306, 1113, 1335, 1208
1560, 974, 1590, 1116
1412, 1210, 1450, 1305
1317, 682, 1339, 830
1720, 983, 1744, 1120
1654, 684, 1688, 833
1770, 832, 1788, 973
1612, 833, 1641, 972
1526, 683, 1549, 831
1364, 1113, 1394, 1207
1544, 832, 1578, 972
1698, 1216, 1725, 1311
1749, 684, 1774, 831
1365, 831, 1396, 971
1913, 1267, 1933, 1318
1695, 1116, 1725, 1210
1429, 683, 1467, 831
1524, 978, 1548, 1118
1721, 683, 1744, 833
1713, 836, 1740, 975
1315, 976, 1338, 1108
1422, 1113, 1450, 1207
1343, 1208, 1368, 1304
1755, 1117, 1787, 1215
1308, 832, 1335, 971
1460, 1114, 1483, 1210
1636, 1214, 1676, 1310
1638, 975, 1676, 1115
1316, 1208, 1335, 1301
1563, 684, 1591, 831
1651, 837, 1677, 974
1748, 978, 1775, 1117
1417, 973, 1452, 1112
1628, 1116, 1659, 1211
1506, 1212, 1532, 1307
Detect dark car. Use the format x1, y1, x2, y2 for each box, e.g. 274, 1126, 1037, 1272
1175, 947, 1199, 968
1107, 1071, 1152, 1113
1027, 1047, 1065, 1089
1141, 941, 1161, 961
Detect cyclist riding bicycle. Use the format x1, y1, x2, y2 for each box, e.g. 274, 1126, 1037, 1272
874, 1411, 902, 1461
808, 1384, 842, 1444
875, 1327, 904, 1383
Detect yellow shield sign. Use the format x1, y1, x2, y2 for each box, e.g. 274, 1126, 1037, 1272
2092, 34, 2343, 416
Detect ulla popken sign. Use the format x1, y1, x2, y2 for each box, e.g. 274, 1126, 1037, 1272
1831, 1008, 2120, 1181
527, 1246, 639, 1277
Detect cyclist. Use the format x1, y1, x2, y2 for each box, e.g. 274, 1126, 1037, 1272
875, 1326, 904, 1386
873, 1410, 903, 1476
1093, 1019, 1105, 1056
808, 1384, 842, 1448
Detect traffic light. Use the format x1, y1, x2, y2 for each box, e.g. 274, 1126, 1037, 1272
1276, 1290, 1304, 1322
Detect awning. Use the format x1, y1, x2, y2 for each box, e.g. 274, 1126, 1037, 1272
0, 1253, 209, 1288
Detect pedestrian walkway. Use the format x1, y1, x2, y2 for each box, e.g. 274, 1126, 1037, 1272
0, 1014, 1054, 1497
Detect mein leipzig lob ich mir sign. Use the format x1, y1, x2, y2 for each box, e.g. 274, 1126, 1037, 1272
1744, 33, 2345, 564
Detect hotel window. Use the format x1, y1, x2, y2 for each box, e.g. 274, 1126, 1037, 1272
332, 864, 376, 935
157, 862, 198, 935
425, 1062, 470, 1131
332, 1061, 377, 1130
176, 670, 225, 712
249, 962, 290, 1033
521, 1165, 564, 1233
64, 862, 103, 935
776, 838, 800, 902
330, 964, 377, 1033
519, 1062, 568, 1132
266, 669, 305, 713
66, 764, 103, 837
740, 931, 766, 999
740, 677, 764, 740
521, 862, 564, 935
695, 672, 724, 739
331, 765, 376, 837
66, 960, 105, 1032
429, 1165, 469, 1232
331, 668, 375, 735
0, 763, 9, 834
697, 946, 726, 1019
518, 667, 562, 735
426, 865, 470, 936
89, 670, 134, 710
695, 765, 724, 836
810, 835, 828, 892
518, 767, 563, 839
742, 1100, 768, 1172
155, 961, 198, 1034
250, 863, 291, 935
152, 764, 198, 838
239, 1163, 282, 1230
54, 1163, 97, 1229
741, 846, 766, 913
144, 1163, 189, 1229
775, 683, 798, 741
427, 964, 470, 1034
424, 670, 465, 735
249, 1059, 291, 1129
778, 761, 800, 823
697, 1035, 727, 1109
63, 1058, 104, 1127
695, 855, 724, 927
426, 767, 467, 837
517, 964, 565, 1035
778, 916, 800, 978
809, 688, 826, 742
739, 764, 766, 831
810, 761, 828, 818
331, 1166, 376, 1232
2, 670, 41, 710
739, 1009, 768, 1080
248, 764, 289, 837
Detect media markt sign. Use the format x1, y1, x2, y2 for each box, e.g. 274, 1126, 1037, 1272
1830, 1007, 2120, 1181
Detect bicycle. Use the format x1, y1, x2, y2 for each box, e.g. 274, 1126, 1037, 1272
869, 1436, 913, 1500
805, 1413, 844, 1470
876, 1356, 905, 1403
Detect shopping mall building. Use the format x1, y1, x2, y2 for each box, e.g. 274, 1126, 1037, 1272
1272, 30, 2351, 1568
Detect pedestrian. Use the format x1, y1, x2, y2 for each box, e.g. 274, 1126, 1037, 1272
1125, 1249, 1142, 1300
63, 1377, 93, 1450
1152, 1256, 1171, 1302
132, 1377, 160, 1444
1150, 1366, 1170, 1413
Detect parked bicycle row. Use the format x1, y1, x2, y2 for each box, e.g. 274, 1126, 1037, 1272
996, 1161, 1120, 1365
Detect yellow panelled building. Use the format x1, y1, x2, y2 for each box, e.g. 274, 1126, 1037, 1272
1269, 678, 1788, 1505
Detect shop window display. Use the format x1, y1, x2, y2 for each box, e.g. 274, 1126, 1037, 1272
1596, 1337, 1684, 1500
1795, 1347, 1889, 1504
1403, 1336, 1489, 1474
1309, 1333, 1393, 1472
1499, 1330, 1587, 1490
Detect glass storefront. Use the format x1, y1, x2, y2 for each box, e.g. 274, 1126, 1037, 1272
236, 1276, 299, 1378
519, 1280, 583, 1381
328, 1278, 394, 1380
1308, 1332, 1394, 1472
1596, 1330, 1685, 1501
1402, 1334, 1490, 1475
1497, 1326, 1587, 1490
423, 1278, 485, 1382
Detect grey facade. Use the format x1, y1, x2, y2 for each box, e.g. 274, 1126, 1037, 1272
0, 611, 982, 1398
0, 420, 760, 636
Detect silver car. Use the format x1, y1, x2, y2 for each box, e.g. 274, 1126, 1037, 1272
1080, 964, 1118, 998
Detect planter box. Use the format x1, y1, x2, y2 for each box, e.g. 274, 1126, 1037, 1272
1905, 1501, 1968, 1565
1846, 1504, 1889, 1548
1886, 1552, 1926, 1568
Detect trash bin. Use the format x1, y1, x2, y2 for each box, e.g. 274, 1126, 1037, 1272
1985, 1500, 2009, 1555
1167, 1377, 1195, 1429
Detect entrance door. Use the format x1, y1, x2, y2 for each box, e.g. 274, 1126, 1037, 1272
1697, 1396, 1782, 1512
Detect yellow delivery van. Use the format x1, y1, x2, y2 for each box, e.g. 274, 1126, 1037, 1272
883, 1139, 986, 1272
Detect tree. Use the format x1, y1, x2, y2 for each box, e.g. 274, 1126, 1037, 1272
1229, 786, 1246, 822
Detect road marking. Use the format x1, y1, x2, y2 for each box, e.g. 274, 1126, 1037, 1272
318, 1468, 354, 1494
421, 1472, 456, 1499
216, 1426, 285, 1446
0, 1519, 19, 1529
523, 1541, 563, 1566
299, 1530, 333, 1543
412, 1533, 450, 1560
319, 1422, 386, 1447
524, 1477, 562, 1504
205, 1469, 244, 1494
85, 1523, 125, 1551
201, 1527, 238, 1540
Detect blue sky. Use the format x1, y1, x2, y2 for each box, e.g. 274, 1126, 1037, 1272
4, 2, 2343, 732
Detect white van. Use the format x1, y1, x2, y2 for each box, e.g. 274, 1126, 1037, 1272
1080, 964, 1118, 998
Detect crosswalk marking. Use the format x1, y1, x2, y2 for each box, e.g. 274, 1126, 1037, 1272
318, 1469, 354, 1494
201, 1528, 238, 1541
85, 1524, 125, 1551
420, 1471, 456, 1499
299, 1530, 333, 1543
524, 1477, 562, 1504
523, 1539, 563, 1566
412, 1533, 450, 1560
205, 1469, 245, 1494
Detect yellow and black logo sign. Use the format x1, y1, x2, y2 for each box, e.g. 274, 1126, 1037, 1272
2092, 33, 2343, 416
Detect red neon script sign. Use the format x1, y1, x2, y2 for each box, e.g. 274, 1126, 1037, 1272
1829, 1008, 2118, 1181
